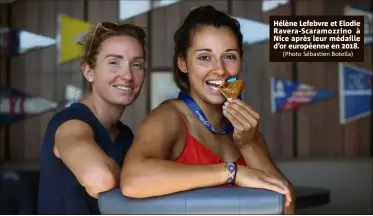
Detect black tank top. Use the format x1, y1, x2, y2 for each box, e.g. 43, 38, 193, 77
38, 102, 133, 214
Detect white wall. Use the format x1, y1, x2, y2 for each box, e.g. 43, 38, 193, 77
277, 158, 372, 214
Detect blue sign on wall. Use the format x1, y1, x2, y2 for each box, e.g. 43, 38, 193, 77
339, 63, 372, 124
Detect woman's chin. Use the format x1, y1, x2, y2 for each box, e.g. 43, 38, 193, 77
202, 93, 226, 105
110, 97, 135, 107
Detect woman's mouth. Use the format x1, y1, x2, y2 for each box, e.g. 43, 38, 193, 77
114, 85, 133, 91
205, 80, 225, 92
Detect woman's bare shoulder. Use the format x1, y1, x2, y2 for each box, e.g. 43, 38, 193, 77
150, 99, 186, 118
126, 99, 187, 160
137, 99, 186, 134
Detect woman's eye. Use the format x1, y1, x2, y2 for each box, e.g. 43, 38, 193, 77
109, 61, 120, 65
132, 63, 144, 69
224, 55, 237, 60
198, 55, 210, 61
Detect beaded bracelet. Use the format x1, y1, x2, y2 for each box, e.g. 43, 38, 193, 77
225, 161, 237, 184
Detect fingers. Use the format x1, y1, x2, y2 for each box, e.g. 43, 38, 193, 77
223, 103, 249, 127
264, 175, 289, 194
259, 178, 288, 195
222, 107, 245, 131
227, 98, 260, 120
285, 193, 292, 207
223, 100, 260, 128
262, 183, 291, 207
239, 168, 292, 207
263, 176, 292, 207
284, 203, 295, 214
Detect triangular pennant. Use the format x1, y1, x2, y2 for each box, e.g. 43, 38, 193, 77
153, 0, 181, 7
58, 14, 93, 64
270, 77, 333, 113
338, 63, 372, 124
0, 85, 57, 125
344, 5, 373, 45
19, 30, 56, 53
119, 0, 182, 20
0, 27, 55, 56
262, 0, 289, 12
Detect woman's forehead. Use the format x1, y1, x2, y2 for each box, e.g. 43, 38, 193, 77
99, 36, 144, 59
190, 26, 239, 49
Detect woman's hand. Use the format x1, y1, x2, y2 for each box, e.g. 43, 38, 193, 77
236, 165, 292, 208
86, 187, 99, 199
285, 200, 295, 214
284, 184, 296, 214
222, 98, 260, 148
223, 98, 293, 209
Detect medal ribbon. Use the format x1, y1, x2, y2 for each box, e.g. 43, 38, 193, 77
178, 92, 234, 135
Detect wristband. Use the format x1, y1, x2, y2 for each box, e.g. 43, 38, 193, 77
225, 161, 237, 184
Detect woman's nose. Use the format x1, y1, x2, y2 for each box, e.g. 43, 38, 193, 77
211, 59, 228, 76
120, 68, 134, 81
212, 69, 225, 76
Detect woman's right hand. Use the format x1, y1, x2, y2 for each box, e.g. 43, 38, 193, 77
235, 165, 292, 206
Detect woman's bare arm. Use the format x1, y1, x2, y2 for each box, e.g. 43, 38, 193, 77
239, 132, 295, 214
54, 120, 121, 197
239, 133, 287, 178
120, 104, 227, 198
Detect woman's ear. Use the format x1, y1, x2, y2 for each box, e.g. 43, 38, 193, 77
82, 63, 94, 83
177, 56, 187, 73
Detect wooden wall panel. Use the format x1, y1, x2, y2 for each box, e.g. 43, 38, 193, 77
22, 1, 44, 162
164, 3, 182, 69
295, 0, 328, 157
36, 0, 58, 163
0, 3, 10, 163
87, 1, 102, 24
323, 62, 344, 156
9, 1, 31, 162
324, 0, 372, 157
38, 0, 57, 159
232, 0, 262, 21
150, 4, 168, 69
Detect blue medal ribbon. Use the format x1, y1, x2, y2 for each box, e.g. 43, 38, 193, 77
178, 77, 239, 135
178, 92, 234, 134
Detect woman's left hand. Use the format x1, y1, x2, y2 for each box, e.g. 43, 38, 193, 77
222, 98, 260, 148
